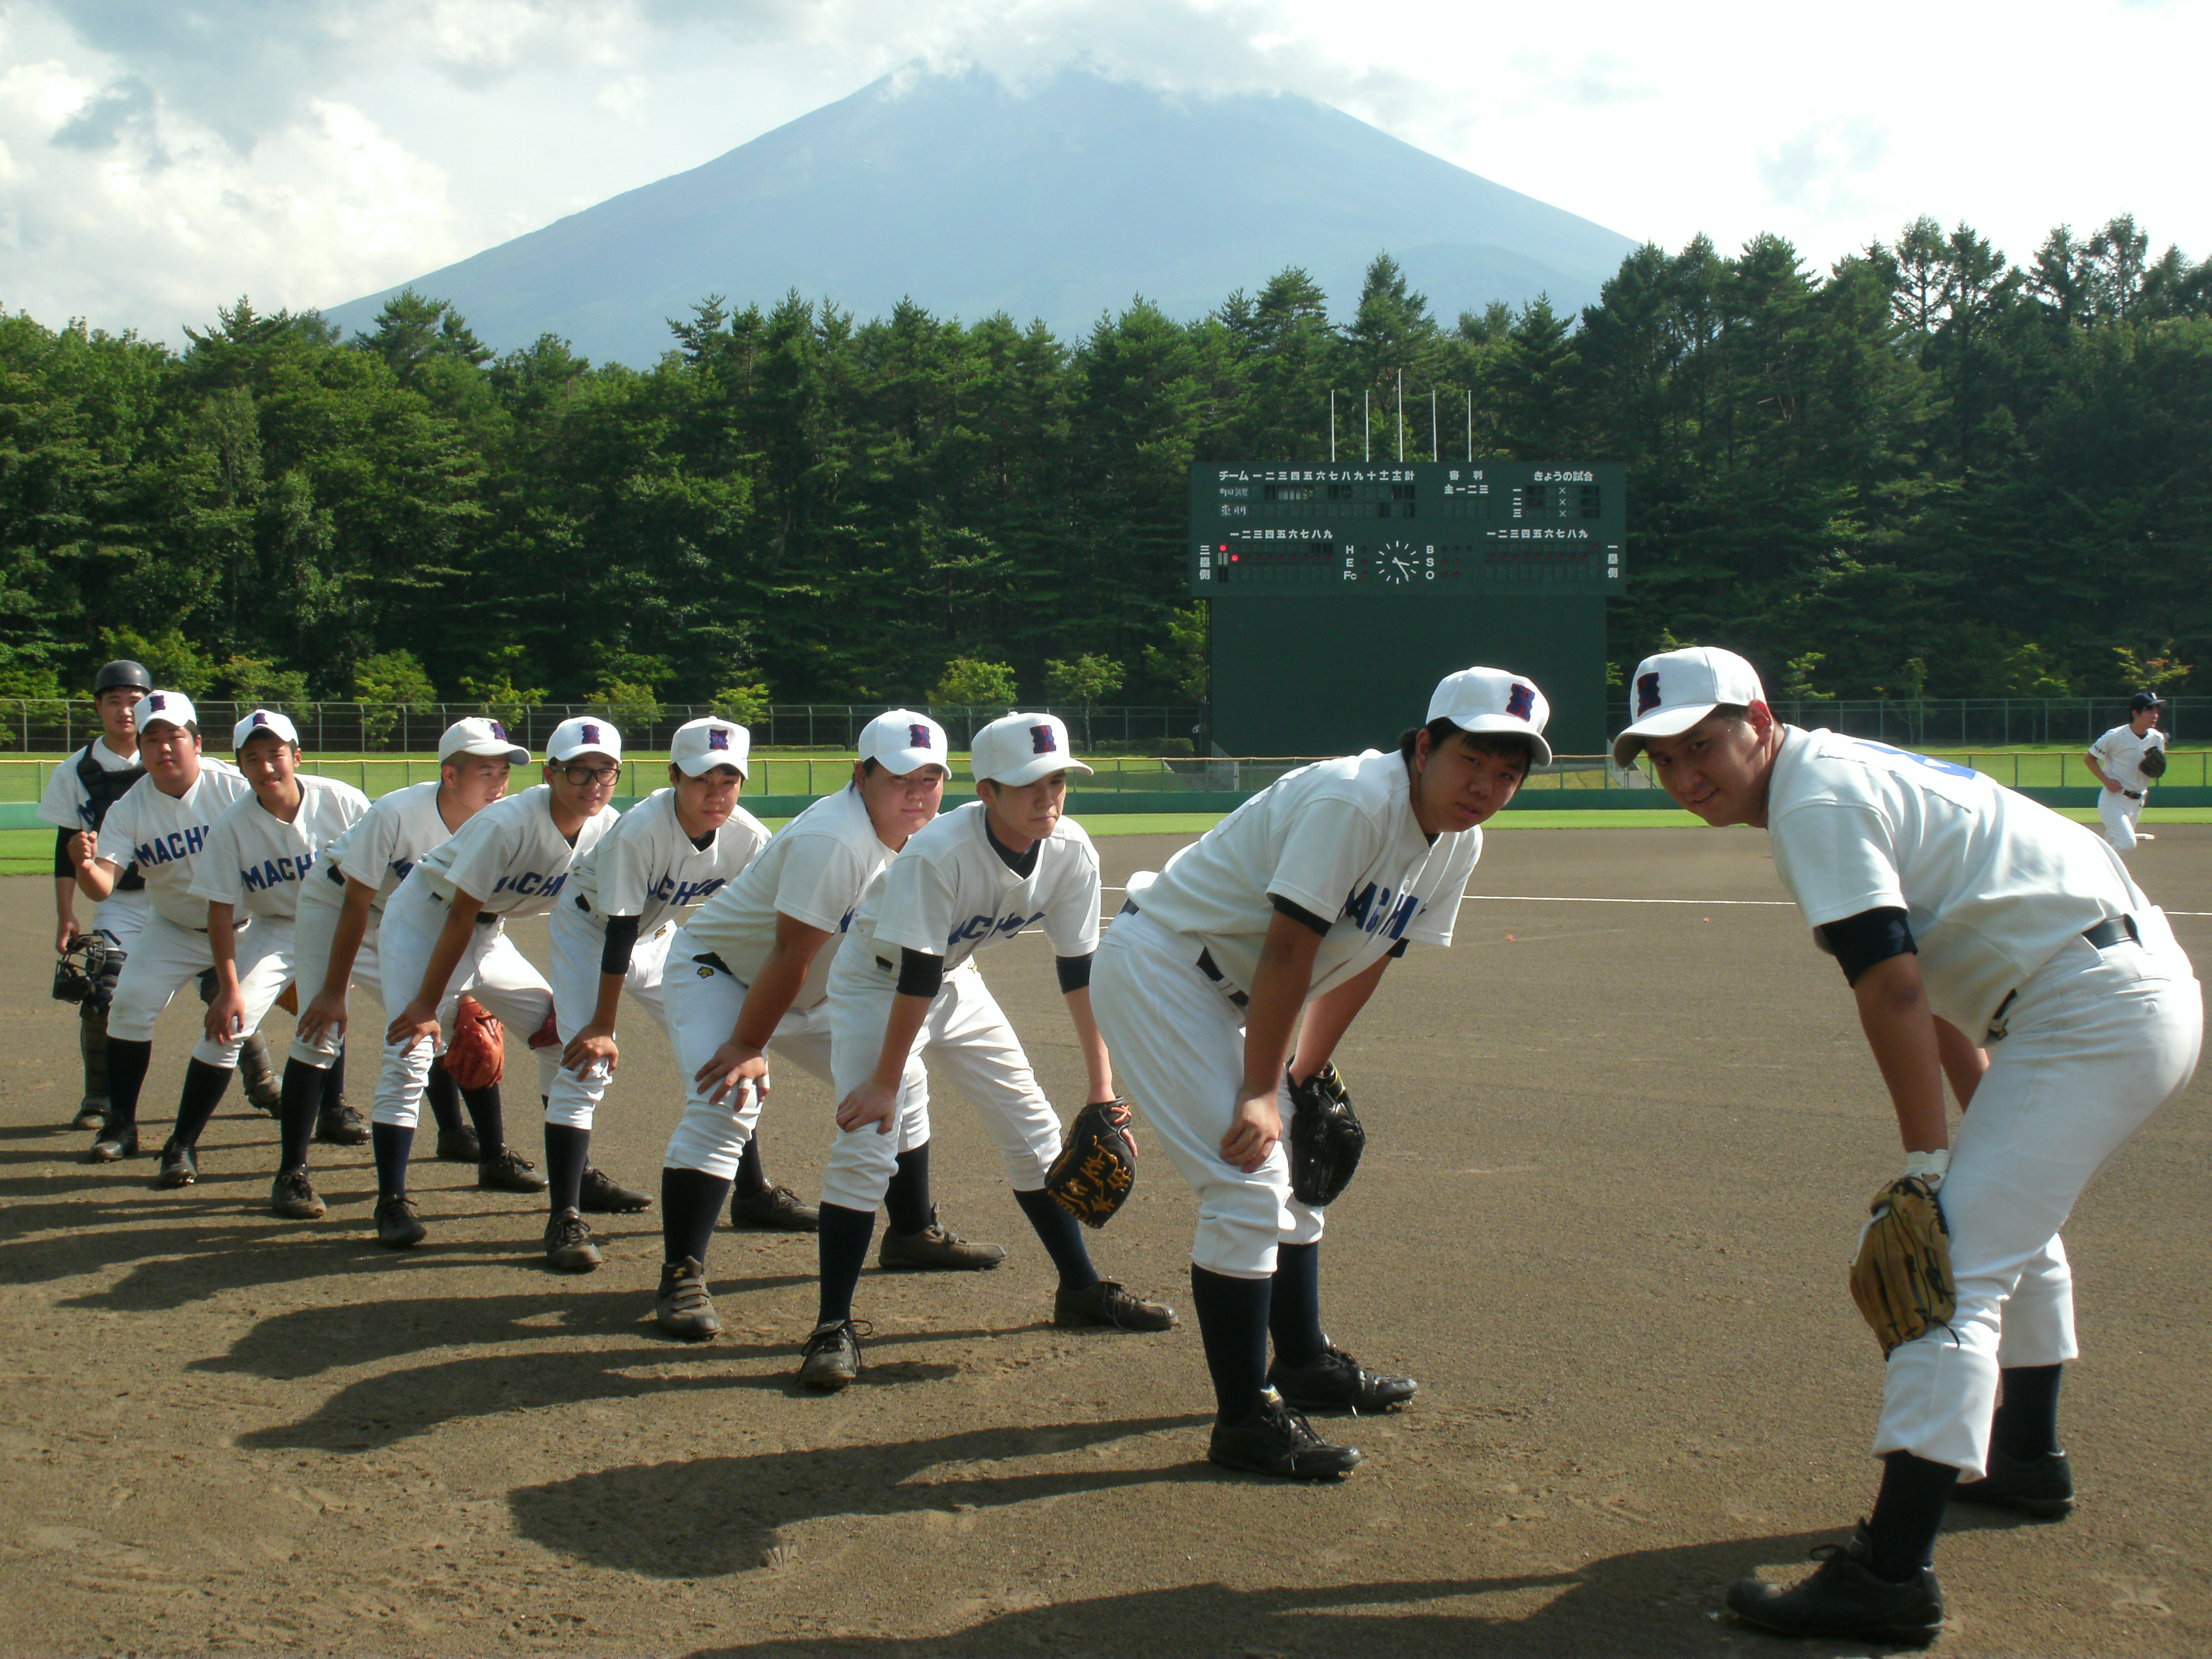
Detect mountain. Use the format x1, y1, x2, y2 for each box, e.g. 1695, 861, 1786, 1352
322, 70, 1641, 363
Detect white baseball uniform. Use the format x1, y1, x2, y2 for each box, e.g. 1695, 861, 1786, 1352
2088, 722, 2168, 854
286, 780, 463, 1068
544, 787, 769, 1130
817, 799, 1100, 1214
1764, 728, 2201, 1480
38, 738, 152, 948
372, 785, 617, 1129
663, 784, 896, 1180
1091, 750, 1484, 1277
187, 776, 369, 1067
94, 761, 253, 1051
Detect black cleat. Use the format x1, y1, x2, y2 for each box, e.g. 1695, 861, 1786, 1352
578, 1165, 652, 1214
375, 1194, 427, 1248
434, 1124, 482, 1164
1268, 1341, 1417, 1415
477, 1147, 549, 1193
1953, 1447, 2075, 1519
878, 1208, 1007, 1271
655, 1257, 721, 1339
798, 1319, 864, 1391
270, 1167, 326, 1220
730, 1183, 820, 1232
1208, 1389, 1361, 1480
1726, 1525, 1944, 1646
315, 1102, 369, 1146
1053, 1279, 1177, 1332
154, 1140, 199, 1190
87, 1124, 139, 1163
544, 1207, 603, 1272
72, 1099, 109, 1131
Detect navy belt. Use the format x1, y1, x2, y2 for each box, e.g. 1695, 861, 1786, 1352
1118, 896, 1247, 1008
2122, 789, 2142, 801
693, 951, 732, 976
325, 863, 345, 886
1987, 915, 2142, 1040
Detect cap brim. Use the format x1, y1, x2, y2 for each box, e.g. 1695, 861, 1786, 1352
674, 754, 748, 778
445, 740, 531, 765
980, 757, 1094, 786
548, 744, 622, 764
871, 748, 948, 777
1457, 716, 1553, 770
1610, 703, 1716, 767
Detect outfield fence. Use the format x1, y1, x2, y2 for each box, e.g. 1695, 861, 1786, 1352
1609, 696, 2197, 748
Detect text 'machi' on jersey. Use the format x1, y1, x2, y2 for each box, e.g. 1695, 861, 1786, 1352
93, 760, 252, 931
189, 775, 371, 922
411, 784, 618, 919
567, 786, 770, 933
1133, 749, 1484, 998
849, 799, 1101, 973
1765, 727, 2149, 1035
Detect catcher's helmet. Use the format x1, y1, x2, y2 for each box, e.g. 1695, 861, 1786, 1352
93, 660, 153, 696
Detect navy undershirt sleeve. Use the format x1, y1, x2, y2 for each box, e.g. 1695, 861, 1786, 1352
1055, 953, 1093, 993
1815, 907, 1917, 986
599, 913, 642, 976
898, 947, 946, 999
1270, 893, 1333, 937
1388, 938, 1410, 959
54, 827, 75, 879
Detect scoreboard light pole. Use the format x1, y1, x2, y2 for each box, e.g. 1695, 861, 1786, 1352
1329, 390, 1335, 462
1396, 370, 1404, 462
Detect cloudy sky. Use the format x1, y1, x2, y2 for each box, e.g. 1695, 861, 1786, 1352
3, 0, 2205, 343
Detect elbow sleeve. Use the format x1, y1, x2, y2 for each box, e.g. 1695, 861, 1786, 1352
599, 914, 642, 976
54, 828, 76, 879
1815, 907, 1917, 986
1055, 953, 1094, 994
897, 947, 946, 999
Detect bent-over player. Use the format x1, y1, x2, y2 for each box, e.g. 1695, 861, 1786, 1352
658, 709, 947, 1338
374, 717, 622, 1248
541, 717, 769, 1272
1091, 668, 1547, 1479
2085, 691, 2168, 854
1615, 645, 2202, 1646
797, 712, 1175, 1390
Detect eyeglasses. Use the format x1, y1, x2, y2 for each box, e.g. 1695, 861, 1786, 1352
561, 764, 620, 786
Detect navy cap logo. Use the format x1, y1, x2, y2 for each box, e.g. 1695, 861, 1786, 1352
707, 729, 729, 751
488, 720, 506, 740
581, 723, 601, 744
148, 693, 167, 712
1636, 672, 1662, 717
1030, 724, 1058, 755
1505, 683, 1535, 721
908, 723, 932, 750
250, 711, 269, 727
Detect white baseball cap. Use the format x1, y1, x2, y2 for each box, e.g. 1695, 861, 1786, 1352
546, 716, 623, 764
137, 689, 198, 733
671, 716, 749, 777
1427, 667, 1554, 770
858, 709, 950, 775
1611, 646, 1768, 767
439, 717, 530, 766
232, 708, 300, 749
971, 712, 1094, 786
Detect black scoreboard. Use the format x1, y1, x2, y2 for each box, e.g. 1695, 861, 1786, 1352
1192, 461, 1625, 759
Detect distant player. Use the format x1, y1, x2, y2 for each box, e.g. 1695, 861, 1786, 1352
181, 711, 369, 1201
1615, 645, 2202, 1645
374, 717, 622, 1249
658, 710, 947, 1338
540, 717, 769, 1272
2085, 691, 2168, 854
62, 691, 252, 1163
796, 711, 1175, 1391
1090, 669, 1548, 1478
290, 718, 526, 1183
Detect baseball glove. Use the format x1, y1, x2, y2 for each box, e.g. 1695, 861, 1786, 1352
2140, 745, 2168, 779
1045, 1098, 1139, 1228
439, 995, 504, 1091
1286, 1060, 1364, 1208
1848, 1175, 1955, 1354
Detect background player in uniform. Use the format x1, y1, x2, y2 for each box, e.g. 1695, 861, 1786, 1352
1091, 668, 1547, 1479
658, 710, 947, 1338
2085, 691, 2168, 854
540, 717, 768, 1272
182, 711, 369, 1203
375, 717, 621, 1249
62, 692, 251, 1164
40, 659, 149, 1129
291, 718, 526, 1181
797, 712, 1174, 1391
1616, 645, 2203, 1645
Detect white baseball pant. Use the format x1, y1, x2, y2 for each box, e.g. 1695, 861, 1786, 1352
285, 879, 384, 1069
1090, 908, 1322, 1280
90, 888, 150, 954
659, 928, 836, 1180
108, 912, 294, 1068
371, 877, 558, 1129
821, 956, 1061, 1214
545, 900, 675, 1130
2096, 786, 2146, 853
1873, 908, 2200, 1479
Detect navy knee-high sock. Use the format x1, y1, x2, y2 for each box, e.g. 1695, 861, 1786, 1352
325, 1043, 347, 1108
372, 1121, 414, 1198
663, 1166, 731, 1265
544, 1123, 589, 1213
460, 1080, 504, 1155
1190, 1265, 1272, 1425
1992, 1364, 2064, 1461
169, 1058, 233, 1150
883, 1142, 932, 1235
734, 1133, 768, 1198
424, 1061, 467, 1135
1012, 1187, 1099, 1292
1866, 1451, 1959, 1583
105, 1037, 153, 1131
276, 1058, 327, 1171
1269, 1241, 1327, 1366
816, 1204, 877, 1327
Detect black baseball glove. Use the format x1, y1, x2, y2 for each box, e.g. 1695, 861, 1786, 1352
1045, 1098, 1138, 1228
1286, 1060, 1364, 1207
2140, 745, 2168, 779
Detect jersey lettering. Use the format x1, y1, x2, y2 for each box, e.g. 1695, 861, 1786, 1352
1342, 881, 1418, 940
492, 871, 567, 899
239, 852, 314, 892
947, 909, 1046, 946
1852, 740, 1978, 781
645, 873, 728, 909
136, 824, 210, 867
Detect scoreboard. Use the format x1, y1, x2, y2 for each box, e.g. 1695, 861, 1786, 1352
1189, 461, 1625, 596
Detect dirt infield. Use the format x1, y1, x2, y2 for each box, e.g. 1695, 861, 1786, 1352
2, 827, 2207, 1657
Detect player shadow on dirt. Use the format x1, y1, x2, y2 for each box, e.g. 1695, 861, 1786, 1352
508, 1413, 1216, 1580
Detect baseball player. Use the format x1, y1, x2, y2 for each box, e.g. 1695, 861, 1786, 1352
374, 717, 622, 1249
797, 711, 1175, 1391
540, 717, 769, 1272
657, 709, 948, 1339
1091, 668, 1546, 1478
1615, 645, 2203, 1645
2085, 691, 2168, 854
181, 711, 369, 1203
62, 691, 252, 1164
290, 718, 528, 1182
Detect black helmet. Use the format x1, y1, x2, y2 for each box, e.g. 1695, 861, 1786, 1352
93, 660, 153, 696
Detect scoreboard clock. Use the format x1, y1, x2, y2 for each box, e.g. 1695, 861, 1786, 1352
1189, 461, 1626, 597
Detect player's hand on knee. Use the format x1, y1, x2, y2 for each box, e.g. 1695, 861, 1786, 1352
562, 1023, 619, 1073
836, 1078, 900, 1135
1221, 1089, 1284, 1172
204, 989, 247, 1045
696, 1041, 768, 1109
298, 989, 349, 1046
387, 1000, 441, 1051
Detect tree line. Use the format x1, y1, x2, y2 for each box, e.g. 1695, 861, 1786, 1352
1, 210, 2205, 719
